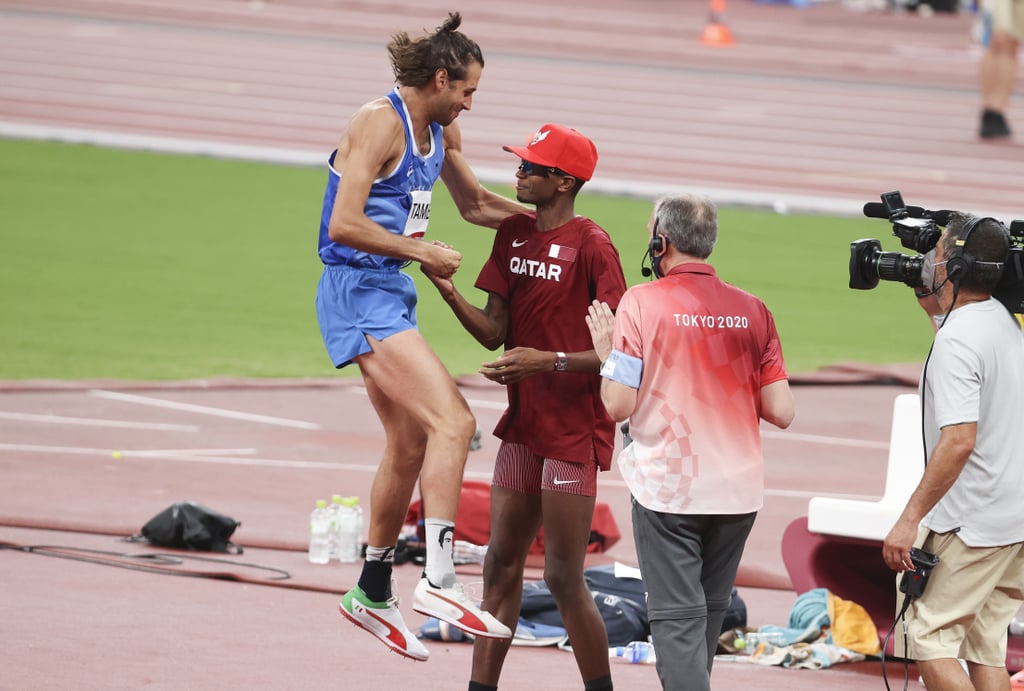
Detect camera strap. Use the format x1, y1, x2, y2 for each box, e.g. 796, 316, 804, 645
880, 594, 915, 691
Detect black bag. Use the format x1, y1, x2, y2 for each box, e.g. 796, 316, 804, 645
134, 501, 242, 554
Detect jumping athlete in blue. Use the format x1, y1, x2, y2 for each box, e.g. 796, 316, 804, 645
318, 13, 524, 662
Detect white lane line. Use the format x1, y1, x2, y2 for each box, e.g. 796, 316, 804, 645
0, 443, 256, 457
0, 444, 373, 470
464, 397, 509, 411
761, 488, 881, 500
595, 476, 878, 501
89, 389, 321, 430
0, 443, 882, 502
348, 385, 508, 411
761, 430, 888, 450
147, 455, 376, 470
0, 411, 198, 432
350, 388, 889, 447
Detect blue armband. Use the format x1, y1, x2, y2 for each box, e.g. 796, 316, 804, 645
600, 349, 642, 389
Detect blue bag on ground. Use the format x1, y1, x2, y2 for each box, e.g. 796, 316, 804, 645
519, 577, 648, 647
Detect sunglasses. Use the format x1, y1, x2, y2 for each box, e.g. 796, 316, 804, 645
518, 160, 571, 178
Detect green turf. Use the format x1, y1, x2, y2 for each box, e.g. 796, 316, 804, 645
0, 138, 931, 381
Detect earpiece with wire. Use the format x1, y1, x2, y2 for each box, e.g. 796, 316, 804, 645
641, 216, 667, 279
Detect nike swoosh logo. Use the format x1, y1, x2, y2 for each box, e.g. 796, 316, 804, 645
512, 239, 527, 248
552, 478, 579, 485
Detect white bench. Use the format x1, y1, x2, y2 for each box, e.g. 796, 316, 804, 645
806, 393, 924, 541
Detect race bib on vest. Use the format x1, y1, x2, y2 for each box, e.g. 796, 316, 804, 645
404, 189, 432, 238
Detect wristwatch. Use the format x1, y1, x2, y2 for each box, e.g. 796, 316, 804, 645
554, 352, 568, 372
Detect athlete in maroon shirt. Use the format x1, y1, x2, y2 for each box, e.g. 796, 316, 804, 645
423, 123, 626, 691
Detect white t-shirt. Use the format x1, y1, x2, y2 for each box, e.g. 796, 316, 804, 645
922, 298, 1024, 546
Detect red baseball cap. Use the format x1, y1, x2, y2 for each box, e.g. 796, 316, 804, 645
502, 124, 598, 181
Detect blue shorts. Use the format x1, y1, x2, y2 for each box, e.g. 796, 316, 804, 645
315, 263, 418, 369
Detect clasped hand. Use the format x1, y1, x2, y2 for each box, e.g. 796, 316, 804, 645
420, 240, 462, 281
480, 347, 549, 385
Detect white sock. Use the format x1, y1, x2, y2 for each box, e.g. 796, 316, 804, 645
364, 545, 395, 564
423, 518, 456, 588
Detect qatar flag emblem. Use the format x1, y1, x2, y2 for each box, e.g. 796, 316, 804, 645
548, 243, 577, 262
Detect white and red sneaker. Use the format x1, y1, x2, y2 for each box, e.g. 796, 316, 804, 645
412, 577, 512, 640
339, 585, 430, 661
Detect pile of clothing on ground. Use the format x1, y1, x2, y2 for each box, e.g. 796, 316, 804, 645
716, 587, 881, 669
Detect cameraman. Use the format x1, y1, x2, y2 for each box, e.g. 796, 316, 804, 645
882, 214, 1024, 691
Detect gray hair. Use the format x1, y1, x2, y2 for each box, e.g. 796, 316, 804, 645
654, 194, 717, 259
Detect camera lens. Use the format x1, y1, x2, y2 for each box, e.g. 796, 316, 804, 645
849, 239, 925, 289
849, 239, 882, 289
876, 252, 924, 286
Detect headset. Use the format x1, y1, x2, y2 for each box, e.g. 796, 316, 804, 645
652, 233, 671, 254
944, 215, 993, 286
640, 216, 670, 278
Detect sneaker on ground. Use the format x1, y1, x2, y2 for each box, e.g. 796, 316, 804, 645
412, 577, 512, 639
511, 617, 569, 647
980, 109, 1012, 139
339, 585, 430, 661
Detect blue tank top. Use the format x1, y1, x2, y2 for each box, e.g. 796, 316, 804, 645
317, 88, 445, 269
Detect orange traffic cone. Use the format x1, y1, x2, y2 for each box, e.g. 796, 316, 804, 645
701, 0, 735, 46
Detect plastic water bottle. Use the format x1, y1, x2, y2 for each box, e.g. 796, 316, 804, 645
337, 496, 363, 563
326, 494, 344, 560
735, 630, 784, 655
308, 499, 330, 564
609, 641, 656, 664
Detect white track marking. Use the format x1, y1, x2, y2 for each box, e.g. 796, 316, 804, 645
347, 385, 508, 411
0, 411, 197, 432
594, 476, 876, 501
0, 444, 880, 501
348, 385, 890, 450
0, 443, 255, 457
0, 123, 887, 219
89, 389, 321, 429
0, 387, 883, 503
761, 429, 888, 450
464, 397, 513, 411
144, 455, 378, 470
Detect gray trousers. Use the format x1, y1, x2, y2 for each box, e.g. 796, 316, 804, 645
632, 497, 756, 691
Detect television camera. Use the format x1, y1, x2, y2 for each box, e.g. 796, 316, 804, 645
848, 191, 1024, 318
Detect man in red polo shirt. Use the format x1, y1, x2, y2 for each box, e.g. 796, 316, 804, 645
587, 193, 794, 691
